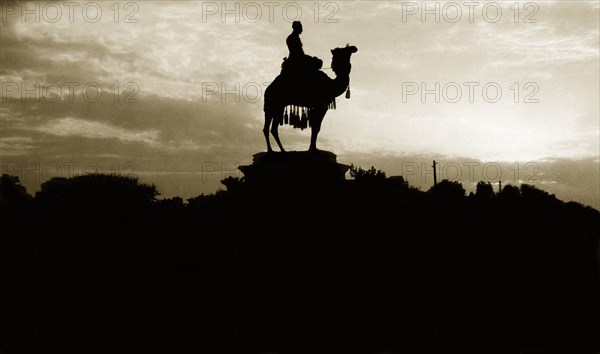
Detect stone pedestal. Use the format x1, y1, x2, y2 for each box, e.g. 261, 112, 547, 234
238, 150, 349, 193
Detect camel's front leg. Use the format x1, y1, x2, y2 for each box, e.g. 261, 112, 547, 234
309, 125, 320, 152
309, 108, 326, 152
270, 120, 286, 152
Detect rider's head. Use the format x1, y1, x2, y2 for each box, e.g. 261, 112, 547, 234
292, 21, 303, 34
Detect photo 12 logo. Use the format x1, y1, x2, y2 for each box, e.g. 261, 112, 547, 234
201, 81, 342, 105
401, 161, 539, 184
201, 1, 340, 23
1, 1, 140, 23
401, 1, 539, 24
201, 162, 243, 182
1, 161, 139, 184
0, 81, 139, 103
401, 82, 540, 103
201, 81, 271, 103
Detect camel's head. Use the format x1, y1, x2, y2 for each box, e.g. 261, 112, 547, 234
331, 44, 358, 75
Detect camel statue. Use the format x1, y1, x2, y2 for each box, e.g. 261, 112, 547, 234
263, 45, 358, 152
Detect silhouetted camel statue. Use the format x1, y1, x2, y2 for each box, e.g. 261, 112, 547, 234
263, 45, 358, 152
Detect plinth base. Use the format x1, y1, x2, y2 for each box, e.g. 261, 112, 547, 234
238, 150, 349, 193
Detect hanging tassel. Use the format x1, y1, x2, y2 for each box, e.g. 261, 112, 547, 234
284, 106, 289, 125
345, 86, 351, 99
291, 106, 297, 127
300, 108, 307, 130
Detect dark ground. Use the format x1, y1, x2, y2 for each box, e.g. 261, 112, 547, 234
1, 161, 599, 354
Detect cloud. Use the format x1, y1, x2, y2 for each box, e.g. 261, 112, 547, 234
35, 117, 161, 145
0, 137, 35, 156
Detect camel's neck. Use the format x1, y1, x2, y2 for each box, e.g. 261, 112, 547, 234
330, 71, 350, 99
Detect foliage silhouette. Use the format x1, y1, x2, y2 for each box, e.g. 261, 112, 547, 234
220, 176, 245, 193
475, 181, 495, 200
349, 164, 386, 182
155, 196, 185, 209
498, 183, 521, 203
35, 173, 158, 211
0, 174, 32, 209
1, 168, 599, 354
427, 179, 466, 202
520, 183, 561, 207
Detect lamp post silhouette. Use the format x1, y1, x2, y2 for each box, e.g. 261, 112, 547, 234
432, 160, 437, 186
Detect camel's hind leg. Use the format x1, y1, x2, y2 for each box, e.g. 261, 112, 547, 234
309, 107, 327, 152
263, 112, 274, 152
270, 109, 286, 152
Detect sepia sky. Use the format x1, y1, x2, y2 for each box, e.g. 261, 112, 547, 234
0, 1, 598, 208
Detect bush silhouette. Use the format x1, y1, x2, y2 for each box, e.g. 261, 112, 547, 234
475, 181, 495, 200
428, 179, 465, 202
0, 174, 32, 209
221, 176, 245, 193
349, 165, 388, 195
187, 190, 229, 209
35, 173, 158, 210
349, 164, 386, 183
156, 196, 185, 209
520, 183, 559, 206
498, 184, 521, 203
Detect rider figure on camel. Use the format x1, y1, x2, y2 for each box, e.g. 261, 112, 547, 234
281, 21, 323, 79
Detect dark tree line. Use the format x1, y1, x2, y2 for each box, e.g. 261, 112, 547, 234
1, 170, 599, 354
